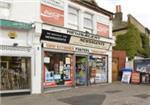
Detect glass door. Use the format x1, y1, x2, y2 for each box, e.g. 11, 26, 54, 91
75, 56, 88, 86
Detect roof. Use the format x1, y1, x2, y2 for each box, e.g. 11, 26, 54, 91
70, 0, 113, 19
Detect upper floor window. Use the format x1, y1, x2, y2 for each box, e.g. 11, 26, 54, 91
68, 6, 79, 30
83, 12, 93, 33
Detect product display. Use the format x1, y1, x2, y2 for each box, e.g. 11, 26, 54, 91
0, 57, 30, 90
43, 52, 73, 87
89, 55, 107, 84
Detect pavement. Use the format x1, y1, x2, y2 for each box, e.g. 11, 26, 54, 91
1, 82, 150, 105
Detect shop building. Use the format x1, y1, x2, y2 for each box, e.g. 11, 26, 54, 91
0, 0, 114, 94
0, 19, 33, 94
34, 0, 114, 93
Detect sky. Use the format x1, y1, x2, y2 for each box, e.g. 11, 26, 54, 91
95, 0, 150, 29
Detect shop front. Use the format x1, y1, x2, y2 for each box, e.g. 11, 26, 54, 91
0, 19, 33, 94
40, 25, 112, 92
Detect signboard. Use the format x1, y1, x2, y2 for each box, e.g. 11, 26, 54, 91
97, 22, 109, 37
41, 4, 64, 26
121, 71, 131, 84
41, 29, 71, 43
75, 47, 89, 53
43, 42, 74, 52
0, 19, 32, 30
67, 29, 100, 40
131, 71, 140, 84
69, 36, 110, 50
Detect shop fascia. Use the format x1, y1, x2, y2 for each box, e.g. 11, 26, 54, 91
43, 41, 108, 55
42, 24, 111, 50
42, 24, 101, 40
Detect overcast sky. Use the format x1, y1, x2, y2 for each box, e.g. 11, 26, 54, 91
95, 0, 150, 29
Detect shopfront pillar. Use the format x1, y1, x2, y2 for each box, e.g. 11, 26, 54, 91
108, 51, 112, 83
31, 44, 42, 94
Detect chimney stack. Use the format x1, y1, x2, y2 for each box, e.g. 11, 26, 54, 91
116, 5, 121, 13
114, 5, 122, 22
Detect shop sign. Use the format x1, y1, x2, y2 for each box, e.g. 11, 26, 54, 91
121, 71, 132, 84
40, 3, 64, 26
41, 29, 71, 43
131, 71, 140, 84
75, 47, 89, 53
70, 36, 110, 50
43, 42, 74, 52
97, 22, 109, 37
67, 29, 100, 40
0, 19, 32, 30
90, 49, 107, 54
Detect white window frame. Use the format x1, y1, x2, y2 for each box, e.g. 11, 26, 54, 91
68, 6, 79, 30
83, 12, 93, 33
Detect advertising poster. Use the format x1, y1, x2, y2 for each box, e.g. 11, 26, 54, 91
97, 22, 109, 37
121, 71, 131, 84
131, 71, 140, 84
41, 4, 64, 26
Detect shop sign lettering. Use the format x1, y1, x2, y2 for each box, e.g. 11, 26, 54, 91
70, 36, 110, 50
75, 47, 89, 53
41, 29, 71, 43
67, 29, 100, 40
43, 42, 74, 52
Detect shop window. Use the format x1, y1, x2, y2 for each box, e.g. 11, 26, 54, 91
83, 12, 93, 33
0, 56, 31, 91
68, 6, 79, 30
89, 55, 108, 84
43, 52, 73, 88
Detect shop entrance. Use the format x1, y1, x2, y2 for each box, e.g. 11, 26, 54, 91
75, 56, 88, 86
112, 58, 119, 81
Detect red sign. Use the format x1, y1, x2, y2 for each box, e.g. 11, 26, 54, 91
131, 71, 140, 84
97, 23, 109, 37
65, 80, 73, 86
41, 4, 64, 26
43, 81, 57, 87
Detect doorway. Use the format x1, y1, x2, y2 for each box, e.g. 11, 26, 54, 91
112, 58, 119, 81
75, 56, 88, 86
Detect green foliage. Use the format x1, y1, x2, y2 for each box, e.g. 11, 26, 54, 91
113, 23, 145, 60
140, 33, 150, 57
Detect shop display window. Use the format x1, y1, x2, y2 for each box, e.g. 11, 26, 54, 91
43, 52, 73, 87
89, 55, 107, 84
0, 56, 31, 90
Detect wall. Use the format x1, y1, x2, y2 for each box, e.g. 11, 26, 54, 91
2, 0, 112, 38
112, 50, 126, 71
